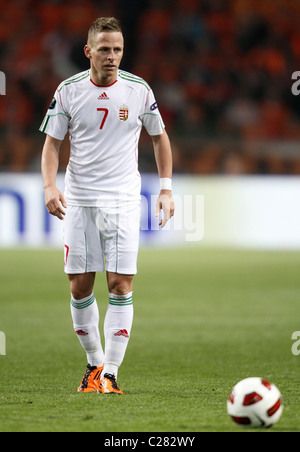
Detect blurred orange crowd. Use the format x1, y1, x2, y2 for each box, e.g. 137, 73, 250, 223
0, 0, 300, 174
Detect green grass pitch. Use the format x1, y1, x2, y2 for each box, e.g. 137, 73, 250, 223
0, 247, 299, 432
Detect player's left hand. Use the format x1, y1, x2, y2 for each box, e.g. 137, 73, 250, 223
155, 190, 175, 228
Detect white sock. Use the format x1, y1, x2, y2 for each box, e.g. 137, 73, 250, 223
70, 293, 104, 367
103, 292, 133, 378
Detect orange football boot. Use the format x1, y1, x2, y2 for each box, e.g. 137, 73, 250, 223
100, 373, 123, 395
77, 364, 104, 393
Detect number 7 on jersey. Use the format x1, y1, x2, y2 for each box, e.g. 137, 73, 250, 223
97, 108, 109, 130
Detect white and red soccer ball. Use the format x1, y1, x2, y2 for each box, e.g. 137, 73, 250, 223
227, 377, 283, 428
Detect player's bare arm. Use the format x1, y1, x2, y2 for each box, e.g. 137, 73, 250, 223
41, 134, 67, 220
152, 129, 175, 228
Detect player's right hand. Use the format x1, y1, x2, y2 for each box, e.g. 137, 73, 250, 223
155, 190, 175, 228
44, 186, 67, 220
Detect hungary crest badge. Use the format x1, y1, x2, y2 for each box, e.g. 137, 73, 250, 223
119, 104, 129, 121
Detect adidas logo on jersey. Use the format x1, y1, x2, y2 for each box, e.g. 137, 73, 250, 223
98, 92, 109, 100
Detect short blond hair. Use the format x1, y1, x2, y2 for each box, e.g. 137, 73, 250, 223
87, 17, 122, 45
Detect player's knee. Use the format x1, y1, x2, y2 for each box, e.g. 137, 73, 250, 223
68, 273, 95, 300
71, 288, 92, 300
108, 273, 133, 295
109, 283, 131, 296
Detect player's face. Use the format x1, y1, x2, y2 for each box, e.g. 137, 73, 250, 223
85, 32, 124, 85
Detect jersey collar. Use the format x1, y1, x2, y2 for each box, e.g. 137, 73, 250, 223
89, 73, 118, 88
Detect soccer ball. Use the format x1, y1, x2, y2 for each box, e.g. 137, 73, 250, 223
227, 377, 283, 428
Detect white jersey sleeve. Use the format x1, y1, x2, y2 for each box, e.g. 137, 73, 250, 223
140, 89, 165, 136
40, 84, 70, 140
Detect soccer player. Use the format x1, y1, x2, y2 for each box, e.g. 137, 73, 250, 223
40, 17, 174, 394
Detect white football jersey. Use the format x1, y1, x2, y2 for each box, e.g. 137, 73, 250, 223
40, 69, 165, 206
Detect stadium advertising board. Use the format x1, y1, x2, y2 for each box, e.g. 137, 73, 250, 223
1, 174, 300, 249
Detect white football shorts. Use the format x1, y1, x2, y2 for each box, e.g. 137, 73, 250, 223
63, 204, 140, 275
